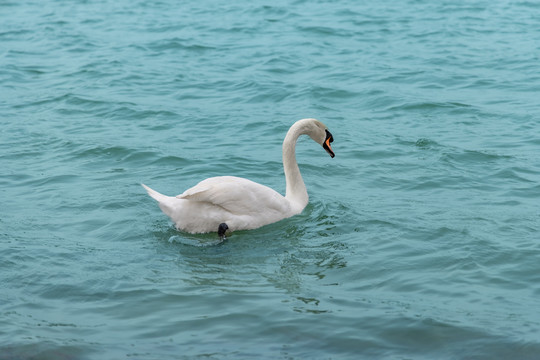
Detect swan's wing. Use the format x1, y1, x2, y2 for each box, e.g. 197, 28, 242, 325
176, 176, 290, 215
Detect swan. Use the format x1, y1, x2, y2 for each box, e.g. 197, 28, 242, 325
142, 118, 335, 237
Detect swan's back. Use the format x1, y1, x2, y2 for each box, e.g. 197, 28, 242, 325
179, 176, 292, 217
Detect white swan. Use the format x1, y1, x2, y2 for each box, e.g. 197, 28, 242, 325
142, 118, 335, 237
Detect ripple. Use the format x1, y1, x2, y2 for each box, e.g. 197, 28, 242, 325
146, 37, 217, 53
3, 0, 540, 358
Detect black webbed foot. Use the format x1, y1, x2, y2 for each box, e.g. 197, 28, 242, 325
218, 223, 229, 241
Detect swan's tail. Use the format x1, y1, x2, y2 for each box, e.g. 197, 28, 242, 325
141, 184, 180, 220
142, 183, 169, 203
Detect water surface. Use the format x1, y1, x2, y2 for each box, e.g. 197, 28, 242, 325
1, 0, 540, 359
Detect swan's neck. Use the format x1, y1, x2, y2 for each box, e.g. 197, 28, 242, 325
283, 123, 308, 212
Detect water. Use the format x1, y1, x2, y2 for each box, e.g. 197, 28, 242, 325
1, 0, 540, 358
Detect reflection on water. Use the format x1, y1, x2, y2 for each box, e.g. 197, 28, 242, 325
149, 202, 351, 317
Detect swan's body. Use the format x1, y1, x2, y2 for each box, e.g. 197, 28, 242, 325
142, 118, 334, 234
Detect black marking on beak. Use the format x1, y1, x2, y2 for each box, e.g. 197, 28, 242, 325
323, 129, 335, 158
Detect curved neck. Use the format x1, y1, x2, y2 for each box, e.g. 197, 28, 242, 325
283, 123, 309, 212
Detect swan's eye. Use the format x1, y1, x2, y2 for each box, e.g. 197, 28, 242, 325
326, 131, 333, 143
325, 129, 334, 143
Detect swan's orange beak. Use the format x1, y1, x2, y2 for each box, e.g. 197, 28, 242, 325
323, 130, 335, 158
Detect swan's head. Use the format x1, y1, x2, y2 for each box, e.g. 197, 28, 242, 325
304, 118, 335, 158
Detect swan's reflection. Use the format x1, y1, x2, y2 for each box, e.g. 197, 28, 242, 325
154, 201, 351, 314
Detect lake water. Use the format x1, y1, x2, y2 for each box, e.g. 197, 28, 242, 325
1, 0, 540, 359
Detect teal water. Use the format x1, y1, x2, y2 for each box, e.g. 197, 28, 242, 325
2, 0, 540, 358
